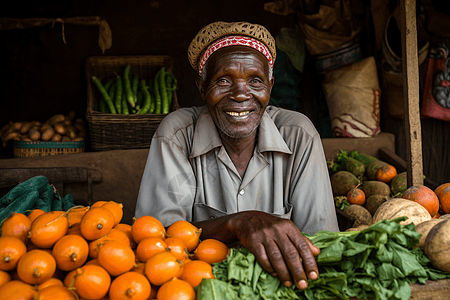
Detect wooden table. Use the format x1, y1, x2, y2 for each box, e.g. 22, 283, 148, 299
343, 279, 450, 300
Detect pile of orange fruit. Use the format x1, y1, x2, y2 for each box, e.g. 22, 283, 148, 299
0, 200, 231, 300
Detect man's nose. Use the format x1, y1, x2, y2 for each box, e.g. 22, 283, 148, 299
229, 81, 251, 102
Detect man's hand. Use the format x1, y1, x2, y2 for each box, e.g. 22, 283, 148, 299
227, 210, 320, 290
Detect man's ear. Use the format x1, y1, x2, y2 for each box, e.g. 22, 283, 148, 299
195, 76, 206, 101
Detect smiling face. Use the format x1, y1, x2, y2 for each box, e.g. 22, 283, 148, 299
196, 46, 274, 140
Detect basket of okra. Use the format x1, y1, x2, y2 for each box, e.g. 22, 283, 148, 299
85, 55, 180, 151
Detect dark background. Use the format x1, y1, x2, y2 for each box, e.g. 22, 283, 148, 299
1, 0, 450, 185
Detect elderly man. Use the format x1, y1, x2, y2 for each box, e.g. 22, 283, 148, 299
135, 21, 339, 290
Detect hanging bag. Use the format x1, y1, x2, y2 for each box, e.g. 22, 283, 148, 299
421, 40, 450, 121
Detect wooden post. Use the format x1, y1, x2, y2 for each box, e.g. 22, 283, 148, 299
400, 0, 424, 186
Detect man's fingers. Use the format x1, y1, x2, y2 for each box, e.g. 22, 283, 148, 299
277, 238, 308, 289
305, 236, 320, 257
263, 241, 294, 287
251, 243, 277, 277
295, 236, 319, 282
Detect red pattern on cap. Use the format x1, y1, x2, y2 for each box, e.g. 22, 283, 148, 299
198, 36, 274, 76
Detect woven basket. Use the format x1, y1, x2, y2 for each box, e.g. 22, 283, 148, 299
13, 140, 85, 158
85, 55, 180, 151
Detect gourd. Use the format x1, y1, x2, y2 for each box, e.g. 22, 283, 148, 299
424, 219, 450, 272
414, 219, 445, 250
401, 185, 440, 218
372, 198, 431, 226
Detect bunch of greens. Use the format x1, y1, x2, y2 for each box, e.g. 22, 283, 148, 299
196, 217, 450, 300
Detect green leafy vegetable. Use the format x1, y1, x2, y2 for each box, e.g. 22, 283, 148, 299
197, 217, 450, 300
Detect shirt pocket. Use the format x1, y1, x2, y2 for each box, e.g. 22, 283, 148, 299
272, 203, 293, 220
193, 203, 227, 222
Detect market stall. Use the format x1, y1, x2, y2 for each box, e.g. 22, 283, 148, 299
1, 0, 450, 299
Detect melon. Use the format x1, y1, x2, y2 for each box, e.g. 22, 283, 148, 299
424, 219, 450, 272
439, 214, 450, 220
414, 219, 445, 250
372, 198, 431, 226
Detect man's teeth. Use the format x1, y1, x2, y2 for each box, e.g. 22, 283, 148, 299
226, 111, 250, 116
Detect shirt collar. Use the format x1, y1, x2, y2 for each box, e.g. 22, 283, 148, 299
189, 106, 292, 158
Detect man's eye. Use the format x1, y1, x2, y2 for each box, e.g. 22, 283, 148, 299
250, 78, 263, 84
217, 78, 229, 85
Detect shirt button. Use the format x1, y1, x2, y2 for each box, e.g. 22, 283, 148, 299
239, 189, 245, 195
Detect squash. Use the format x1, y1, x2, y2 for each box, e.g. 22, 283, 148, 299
434, 182, 450, 214
331, 171, 360, 196
414, 219, 445, 250
424, 219, 450, 272
372, 198, 431, 226
402, 185, 440, 218
343, 205, 372, 227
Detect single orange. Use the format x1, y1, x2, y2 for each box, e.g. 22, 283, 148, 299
97, 240, 136, 277
194, 238, 230, 264
131, 262, 146, 275
109, 271, 151, 300
164, 237, 190, 261
37, 285, 78, 300
136, 237, 167, 263
27, 209, 46, 223
66, 222, 83, 236
91, 201, 108, 208
0, 269, 11, 288
180, 260, 214, 288
131, 216, 167, 244
156, 277, 196, 300
80, 207, 115, 241
37, 277, 64, 291
145, 251, 183, 286
0, 236, 27, 271
28, 211, 68, 248
17, 249, 56, 285
0, 280, 37, 300
52, 234, 89, 271
101, 201, 124, 226
1, 212, 32, 243
67, 206, 90, 227
89, 228, 131, 259
67, 265, 111, 300
166, 221, 202, 252
85, 258, 101, 266
114, 223, 137, 249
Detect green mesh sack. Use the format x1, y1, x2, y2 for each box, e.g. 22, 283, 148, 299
0, 175, 75, 223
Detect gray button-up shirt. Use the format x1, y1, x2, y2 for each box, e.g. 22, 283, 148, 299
135, 105, 339, 235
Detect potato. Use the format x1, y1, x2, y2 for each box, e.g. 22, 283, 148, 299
40, 123, 52, 133
19, 122, 33, 134
46, 114, 65, 126
54, 122, 67, 135
62, 136, 71, 142
72, 137, 84, 142
28, 128, 41, 141
21, 137, 32, 142
0, 124, 10, 137
41, 127, 55, 141
65, 126, 77, 138
2, 131, 20, 147
10, 122, 23, 132
51, 133, 62, 142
